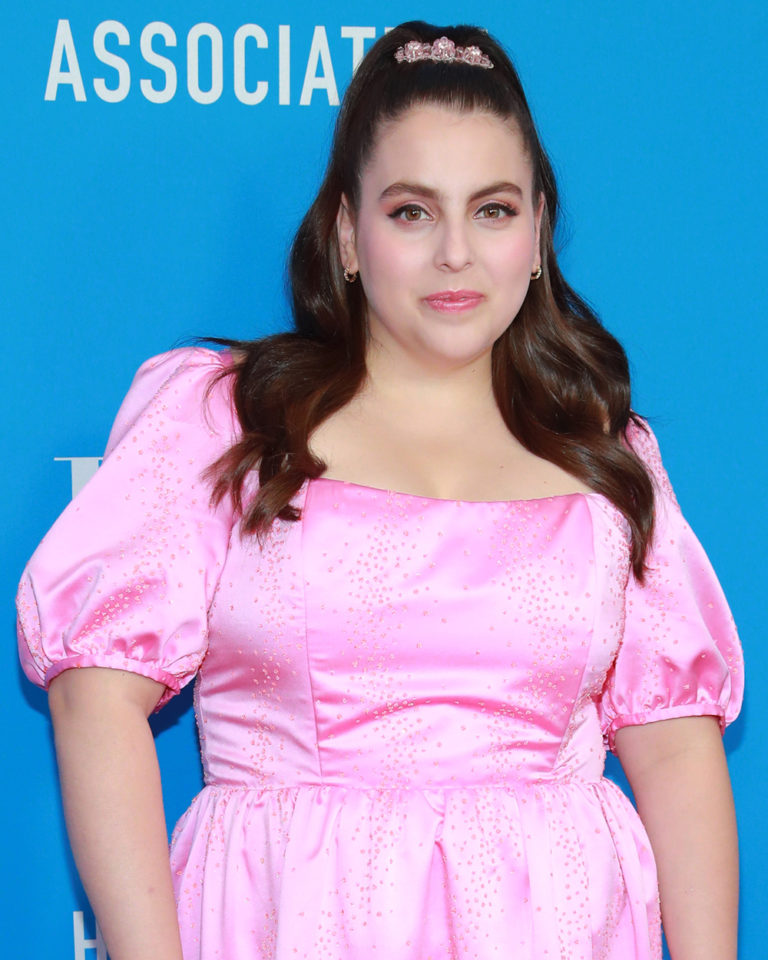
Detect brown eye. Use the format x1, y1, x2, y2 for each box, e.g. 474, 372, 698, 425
476, 202, 517, 220
389, 204, 428, 222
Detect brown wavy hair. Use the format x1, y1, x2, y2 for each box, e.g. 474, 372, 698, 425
207, 20, 655, 579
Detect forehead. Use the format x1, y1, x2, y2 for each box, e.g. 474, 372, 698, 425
362, 104, 533, 196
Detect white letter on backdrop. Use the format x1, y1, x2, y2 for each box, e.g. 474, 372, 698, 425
340, 26, 376, 72
44, 19, 86, 101
93, 21, 131, 102
73, 911, 107, 960
299, 26, 339, 106
140, 22, 177, 103
234, 24, 268, 105
279, 24, 290, 105
55, 458, 102, 499
187, 23, 224, 104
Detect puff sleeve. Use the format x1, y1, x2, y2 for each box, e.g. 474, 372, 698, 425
16, 347, 239, 710
599, 420, 744, 751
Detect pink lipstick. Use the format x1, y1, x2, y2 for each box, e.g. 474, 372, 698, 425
424, 290, 485, 313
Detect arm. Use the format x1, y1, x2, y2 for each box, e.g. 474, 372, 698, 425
615, 715, 738, 960
49, 667, 183, 960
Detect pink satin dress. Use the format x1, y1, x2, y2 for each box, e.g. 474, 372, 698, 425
17, 348, 743, 960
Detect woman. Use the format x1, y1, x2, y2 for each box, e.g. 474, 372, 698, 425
17, 21, 742, 960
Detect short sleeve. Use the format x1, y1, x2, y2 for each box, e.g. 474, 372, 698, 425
598, 419, 744, 751
16, 347, 239, 710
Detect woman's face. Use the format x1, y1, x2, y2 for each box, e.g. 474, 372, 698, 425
338, 104, 543, 373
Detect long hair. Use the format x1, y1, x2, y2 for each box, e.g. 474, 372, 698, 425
208, 21, 655, 579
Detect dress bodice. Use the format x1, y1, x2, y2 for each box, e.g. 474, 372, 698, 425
201, 481, 628, 790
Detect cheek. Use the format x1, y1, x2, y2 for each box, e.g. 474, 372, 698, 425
358, 227, 425, 292
485, 235, 536, 279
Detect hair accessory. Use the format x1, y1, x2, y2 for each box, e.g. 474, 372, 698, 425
343, 267, 358, 283
530, 265, 542, 281
394, 37, 493, 70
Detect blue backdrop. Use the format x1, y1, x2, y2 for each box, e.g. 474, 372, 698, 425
3, 2, 765, 957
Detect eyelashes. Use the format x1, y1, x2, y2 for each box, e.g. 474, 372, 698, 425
476, 201, 518, 220
389, 204, 429, 222
388, 201, 519, 222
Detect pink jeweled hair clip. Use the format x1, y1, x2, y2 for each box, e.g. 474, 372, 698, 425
394, 36, 494, 70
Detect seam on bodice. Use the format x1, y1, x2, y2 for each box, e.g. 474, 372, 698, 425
298, 481, 325, 782
552, 496, 600, 775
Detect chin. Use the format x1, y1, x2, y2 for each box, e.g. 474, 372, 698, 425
417, 338, 498, 370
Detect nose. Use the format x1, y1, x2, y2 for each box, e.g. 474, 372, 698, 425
434, 216, 473, 272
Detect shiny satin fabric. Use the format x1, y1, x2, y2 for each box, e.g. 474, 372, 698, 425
17, 349, 743, 960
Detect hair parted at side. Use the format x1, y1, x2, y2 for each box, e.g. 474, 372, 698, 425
207, 20, 656, 579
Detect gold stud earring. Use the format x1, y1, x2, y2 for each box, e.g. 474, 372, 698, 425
343, 267, 358, 283
530, 265, 542, 281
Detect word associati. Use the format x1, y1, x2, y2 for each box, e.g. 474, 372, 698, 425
45, 20, 388, 105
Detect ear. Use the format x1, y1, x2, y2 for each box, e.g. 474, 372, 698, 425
336, 193, 359, 274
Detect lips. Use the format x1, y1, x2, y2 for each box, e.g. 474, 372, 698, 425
424, 290, 485, 313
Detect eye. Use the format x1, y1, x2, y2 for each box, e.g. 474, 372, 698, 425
476, 202, 517, 220
389, 204, 430, 222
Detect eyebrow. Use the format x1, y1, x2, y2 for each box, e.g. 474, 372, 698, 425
378, 180, 524, 203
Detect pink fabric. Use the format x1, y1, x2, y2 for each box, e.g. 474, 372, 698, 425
17, 348, 743, 960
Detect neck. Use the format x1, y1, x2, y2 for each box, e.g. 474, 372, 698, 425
363, 340, 498, 417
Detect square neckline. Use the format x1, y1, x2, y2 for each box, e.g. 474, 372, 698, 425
309, 474, 602, 507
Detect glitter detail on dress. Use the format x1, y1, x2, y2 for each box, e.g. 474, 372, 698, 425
17, 348, 743, 960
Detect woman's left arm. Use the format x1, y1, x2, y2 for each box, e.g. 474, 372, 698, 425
616, 715, 738, 960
